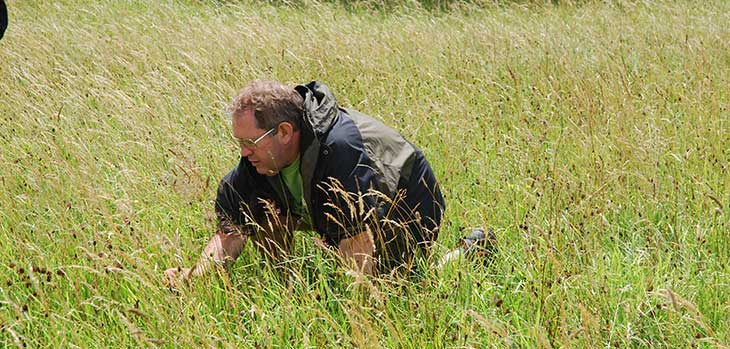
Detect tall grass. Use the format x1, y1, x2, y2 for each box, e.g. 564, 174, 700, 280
1, 0, 729, 347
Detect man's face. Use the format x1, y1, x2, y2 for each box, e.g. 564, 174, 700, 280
232, 109, 284, 176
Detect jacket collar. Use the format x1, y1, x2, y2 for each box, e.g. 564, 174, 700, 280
294, 81, 339, 206
295, 81, 340, 138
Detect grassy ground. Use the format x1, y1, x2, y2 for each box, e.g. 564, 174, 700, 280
1, 0, 729, 347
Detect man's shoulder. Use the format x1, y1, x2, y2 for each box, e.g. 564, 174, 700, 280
323, 108, 396, 144
339, 108, 408, 144
219, 159, 243, 184
217, 158, 264, 193
322, 109, 362, 145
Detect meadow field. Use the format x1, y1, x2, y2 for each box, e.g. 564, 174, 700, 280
1, 0, 729, 347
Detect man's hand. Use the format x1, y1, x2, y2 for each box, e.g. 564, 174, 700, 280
163, 224, 249, 286
163, 267, 192, 287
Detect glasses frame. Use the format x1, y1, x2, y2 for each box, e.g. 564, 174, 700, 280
235, 126, 277, 150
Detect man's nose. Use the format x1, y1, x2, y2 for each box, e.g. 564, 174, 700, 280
240, 146, 253, 158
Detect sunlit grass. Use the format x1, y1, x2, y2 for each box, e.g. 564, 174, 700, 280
1, 0, 728, 347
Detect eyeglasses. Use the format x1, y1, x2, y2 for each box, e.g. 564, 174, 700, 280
235, 127, 276, 150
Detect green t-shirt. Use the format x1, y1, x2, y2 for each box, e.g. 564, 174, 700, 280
279, 155, 309, 222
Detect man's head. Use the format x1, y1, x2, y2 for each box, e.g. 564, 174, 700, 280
228, 80, 303, 176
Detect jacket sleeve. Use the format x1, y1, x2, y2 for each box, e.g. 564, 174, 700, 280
215, 160, 276, 234
317, 132, 384, 240
215, 171, 247, 233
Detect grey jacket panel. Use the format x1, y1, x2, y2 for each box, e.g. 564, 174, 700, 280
343, 108, 416, 198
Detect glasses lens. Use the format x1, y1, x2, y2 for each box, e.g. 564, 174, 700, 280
237, 138, 256, 149
235, 127, 276, 150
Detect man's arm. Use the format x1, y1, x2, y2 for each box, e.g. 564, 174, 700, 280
337, 229, 375, 275
164, 221, 249, 285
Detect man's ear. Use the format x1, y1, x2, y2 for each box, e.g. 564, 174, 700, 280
277, 122, 296, 144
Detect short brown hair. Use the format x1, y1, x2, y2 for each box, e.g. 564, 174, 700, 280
228, 80, 303, 130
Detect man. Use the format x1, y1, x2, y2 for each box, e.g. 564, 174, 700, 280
165, 80, 445, 283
